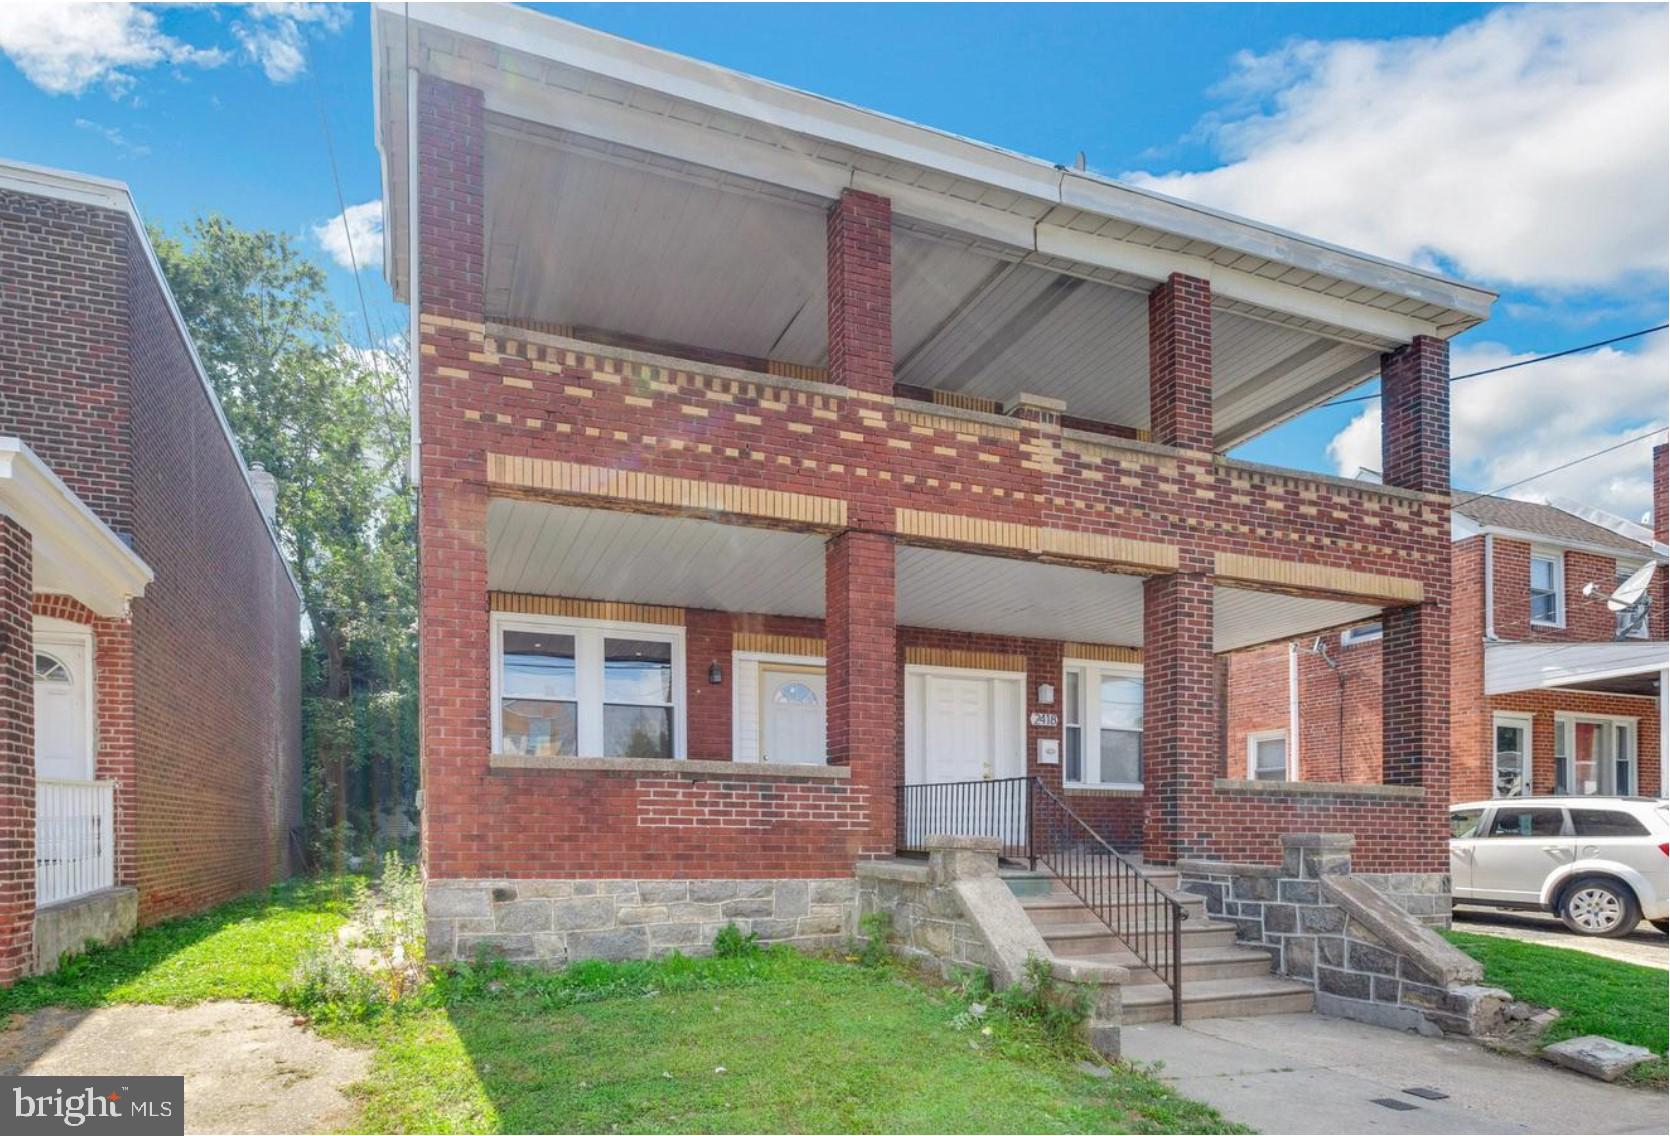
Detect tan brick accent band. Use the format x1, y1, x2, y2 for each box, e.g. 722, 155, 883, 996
1214, 552, 1423, 604
488, 454, 847, 529
489, 592, 685, 626
1063, 643, 1143, 664
904, 647, 1028, 672
732, 632, 826, 657
896, 508, 1178, 572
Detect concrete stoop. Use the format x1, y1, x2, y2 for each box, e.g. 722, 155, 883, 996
1002, 866, 1315, 1024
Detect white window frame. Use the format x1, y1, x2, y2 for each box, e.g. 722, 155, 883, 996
1616, 562, 1650, 639
1491, 711, 1533, 799
1340, 623, 1383, 647
1245, 729, 1291, 781
1529, 548, 1564, 628
33, 617, 97, 780
731, 650, 826, 763
490, 612, 686, 759
1553, 712, 1637, 796
1062, 659, 1143, 791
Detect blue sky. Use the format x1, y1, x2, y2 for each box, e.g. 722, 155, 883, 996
1, 3, 1664, 517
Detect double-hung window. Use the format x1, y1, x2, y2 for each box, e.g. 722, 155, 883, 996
494, 615, 684, 759
1062, 661, 1142, 789
1553, 714, 1636, 796
1529, 551, 1563, 627
1246, 730, 1289, 781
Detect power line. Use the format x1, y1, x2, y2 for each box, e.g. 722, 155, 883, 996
310, 74, 392, 362
1321, 323, 1669, 409
1453, 427, 1669, 508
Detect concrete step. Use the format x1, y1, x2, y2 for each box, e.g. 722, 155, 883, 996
1068, 945, 1276, 985
1019, 891, 1205, 926
1120, 975, 1315, 1024
1041, 919, 1240, 956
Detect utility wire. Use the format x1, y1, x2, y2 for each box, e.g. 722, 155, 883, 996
1321, 323, 1669, 409
311, 74, 392, 365
1453, 426, 1669, 508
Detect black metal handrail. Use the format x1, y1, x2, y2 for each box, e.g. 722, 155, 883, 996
895, 777, 1034, 866
1030, 778, 1185, 1024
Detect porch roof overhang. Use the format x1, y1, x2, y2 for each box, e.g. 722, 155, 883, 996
485, 500, 1382, 653
372, 4, 1495, 450
1483, 641, 1667, 699
0, 438, 153, 618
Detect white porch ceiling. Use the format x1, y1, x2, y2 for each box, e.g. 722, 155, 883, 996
487, 501, 1383, 652
479, 126, 1384, 443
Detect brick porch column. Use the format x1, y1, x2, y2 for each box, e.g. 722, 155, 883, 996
827, 189, 893, 396
825, 531, 898, 859
1147, 272, 1213, 451
1379, 336, 1451, 868
1141, 571, 1217, 865
0, 518, 35, 982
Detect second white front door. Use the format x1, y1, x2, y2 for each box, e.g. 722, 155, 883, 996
905, 667, 1024, 784
760, 667, 827, 764
34, 628, 93, 782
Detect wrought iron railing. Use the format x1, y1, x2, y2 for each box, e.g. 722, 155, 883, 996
1031, 779, 1184, 1023
895, 777, 1034, 866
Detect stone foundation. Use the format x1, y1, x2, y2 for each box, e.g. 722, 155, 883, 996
1180, 834, 1506, 1036
33, 886, 138, 976
424, 878, 858, 964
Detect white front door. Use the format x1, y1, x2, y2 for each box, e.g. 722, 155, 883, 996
34, 629, 93, 782
923, 675, 994, 782
760, 667, 826, 764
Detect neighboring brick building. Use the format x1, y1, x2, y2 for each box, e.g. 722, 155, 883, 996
0, 161, 302, 983
1228, 453, 1668, 803
373, 5, 1497, 964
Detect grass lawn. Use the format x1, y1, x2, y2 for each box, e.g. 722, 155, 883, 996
1444, 930, 1668, 1086
0, 877, 1240, 1135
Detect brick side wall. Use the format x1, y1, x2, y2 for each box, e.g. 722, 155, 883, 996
0, 190, 132, 533
0, 520, 34, 983
1490, 689, 1661, 799
1449, 537, 1490, 801
124, 217, 302, 923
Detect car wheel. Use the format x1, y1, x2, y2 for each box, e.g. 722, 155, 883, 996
1558, 877, 1639, 938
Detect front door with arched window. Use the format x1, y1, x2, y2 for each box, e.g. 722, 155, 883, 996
33, 624, 93, 782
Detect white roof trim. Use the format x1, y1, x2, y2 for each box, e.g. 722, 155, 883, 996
1484, 641, 1668, 697
371, 2, 1495, 333
1451, 515, 1663, 565
0, 159, 302, 600
1549, 496, 1669, 561
0, 438, 153, 618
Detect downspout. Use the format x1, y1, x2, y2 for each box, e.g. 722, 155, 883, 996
1483, 533, 1496, 640
1287, 642, 1301, 779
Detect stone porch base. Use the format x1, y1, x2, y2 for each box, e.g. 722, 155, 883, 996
33, 886, 138, 976
424, 878, 858, 964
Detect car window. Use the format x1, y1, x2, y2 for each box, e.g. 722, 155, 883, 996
1487, 808, 1564, 838
1570, 809, 1649, 838
1450, 809, 1485, 839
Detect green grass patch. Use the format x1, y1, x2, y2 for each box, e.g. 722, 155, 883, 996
341, 949, 1245, 1134
0, 877, 353, 1014
1444, 930, 1668, 1085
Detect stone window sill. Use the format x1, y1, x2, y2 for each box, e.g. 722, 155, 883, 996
489, 754, 851, 781
1213, 778, 1424, 800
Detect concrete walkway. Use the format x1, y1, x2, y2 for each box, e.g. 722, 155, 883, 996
1453, 906, 1669, 970
1123, 1013, 1666, 1135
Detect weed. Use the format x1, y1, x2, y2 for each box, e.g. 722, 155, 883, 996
711, 921, 761, 959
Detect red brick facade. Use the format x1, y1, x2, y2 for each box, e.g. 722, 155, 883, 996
414, 73, 1457, 887
0, 519, 35, 980
0, 181, 301, 980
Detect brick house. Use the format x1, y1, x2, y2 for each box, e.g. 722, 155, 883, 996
375, 4, 1500, 1009
0, 161, 303, 983
1228, 447, 1668, 802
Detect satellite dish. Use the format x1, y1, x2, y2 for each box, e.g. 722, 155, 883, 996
1607, 562, 1656, 613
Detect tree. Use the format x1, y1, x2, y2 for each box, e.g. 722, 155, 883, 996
152, 215, 417, 867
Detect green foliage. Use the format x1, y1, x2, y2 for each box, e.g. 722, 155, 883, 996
856, 910, 894, 968
150, 216, 416, 868
711, 921, 762, 959
992, 954, 1094, 1050
282, 854, 426, 1022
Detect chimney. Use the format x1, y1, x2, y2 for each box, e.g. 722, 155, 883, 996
248, 462, 278, 525
1655, 443, 1667, 546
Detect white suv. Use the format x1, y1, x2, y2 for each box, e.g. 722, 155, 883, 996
1450, 797, 1669, 937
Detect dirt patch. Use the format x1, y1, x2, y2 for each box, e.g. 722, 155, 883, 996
0, 1002, 370, 1134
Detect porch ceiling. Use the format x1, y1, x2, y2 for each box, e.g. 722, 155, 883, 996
486, 501, 1384, 652
477, 126, 1388, 446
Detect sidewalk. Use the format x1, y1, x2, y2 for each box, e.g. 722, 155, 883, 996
1122, 1013, 1667, 1135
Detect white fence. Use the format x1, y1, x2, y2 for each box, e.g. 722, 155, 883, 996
36, 779, 115, 907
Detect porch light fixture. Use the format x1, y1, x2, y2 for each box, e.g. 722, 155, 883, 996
708, 660, 723, 685
1037, 683, 1055, 705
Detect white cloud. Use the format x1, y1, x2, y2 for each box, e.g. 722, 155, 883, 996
232, 3, 349, 84
1327, 335, 1669, 519
0, 3, 226, 96
74, 116, 149, 157
1124, 5, 1669, 290
313, 200, 384, 273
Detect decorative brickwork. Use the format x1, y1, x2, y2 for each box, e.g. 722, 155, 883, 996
827, 190, 892, 396
1147, 273, 1213, 452
0, 520, 34, 984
